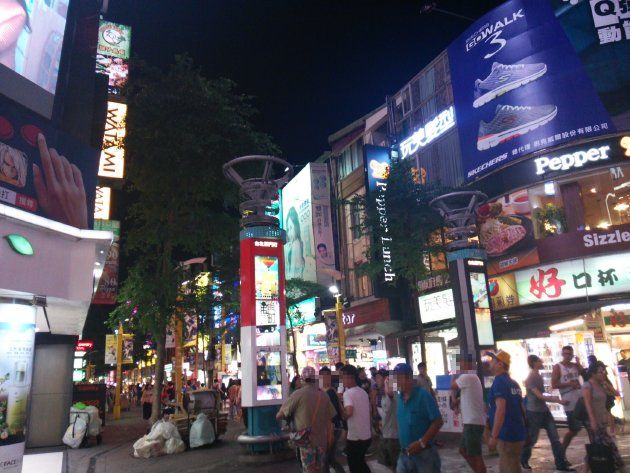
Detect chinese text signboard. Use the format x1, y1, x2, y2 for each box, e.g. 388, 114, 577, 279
448, 0, 615, 181
254, 255, 281, 347
513, 252, 630, 306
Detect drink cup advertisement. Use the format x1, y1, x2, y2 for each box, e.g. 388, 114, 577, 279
449, 0, 614, 182
0, 97, 100, 228
0, 303, 36, 473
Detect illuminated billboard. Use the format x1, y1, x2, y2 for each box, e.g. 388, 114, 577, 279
281, 163, 337, 285
0, 0, 70, 117
93, 219, 120, 305
96, 55, 129, 97
94, 187, 111, 220
97, 21, 131, 60
0, 97, 100, 228
255, 255, 280, 346
448, 0, 628, 182
98, 101, 126, 179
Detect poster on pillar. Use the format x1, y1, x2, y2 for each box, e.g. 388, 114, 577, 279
0, 303, 36, 473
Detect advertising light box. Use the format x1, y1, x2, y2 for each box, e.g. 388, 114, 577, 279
97, 21, 131, 60
514, 252, 630, 305
98, 102, 127, 179
0, 0, 70, 117
418, 289, 456, 323
448, 0, 629, 182
254, 255, 280, 347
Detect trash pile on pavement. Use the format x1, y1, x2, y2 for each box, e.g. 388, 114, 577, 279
133, 420, 186, 458
63, 403, 102, 449
189, 413, 215, 449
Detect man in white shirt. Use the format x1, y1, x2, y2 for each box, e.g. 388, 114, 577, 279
451, 356, 487, 473
341, 364, 372, 473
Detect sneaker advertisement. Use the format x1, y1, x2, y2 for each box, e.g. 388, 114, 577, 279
448, 0, 615, 182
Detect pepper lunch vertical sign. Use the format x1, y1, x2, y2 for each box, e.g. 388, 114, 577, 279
364, 145, 396, 295
0, 303, 36, 473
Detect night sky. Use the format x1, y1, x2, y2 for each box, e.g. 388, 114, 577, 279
107, 0, 504, 164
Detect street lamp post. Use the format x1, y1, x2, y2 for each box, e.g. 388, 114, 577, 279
113, 321, 123, 420
329, 285, 347, 364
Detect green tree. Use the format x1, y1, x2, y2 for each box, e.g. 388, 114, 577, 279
352, 157, 448, 363
110, 55, 277, 422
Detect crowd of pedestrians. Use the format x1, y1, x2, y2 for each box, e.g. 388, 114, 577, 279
274, 345, 627, 473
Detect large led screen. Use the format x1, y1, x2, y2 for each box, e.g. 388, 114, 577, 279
0, 0, 70, 117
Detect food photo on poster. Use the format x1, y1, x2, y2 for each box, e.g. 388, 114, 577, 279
0, 98, 99, 228
449, 0, 615, 182
477, 189, 540, 274
0, 0, 69, 117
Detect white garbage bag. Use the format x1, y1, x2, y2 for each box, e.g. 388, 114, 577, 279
146, 420, 169, 441
164, 437, 185, 455
160, 420, 179, 440
189, 413, 215, 448
133, 437, 165, 458
62, 417, 87, 449
84, 406, 102, 437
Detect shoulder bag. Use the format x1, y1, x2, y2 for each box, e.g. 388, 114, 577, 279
290, 391, 323, 448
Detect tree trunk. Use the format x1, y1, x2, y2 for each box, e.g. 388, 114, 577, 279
287, 314, 299, 376
410, 282, 427, 365
151, 328, 167, 424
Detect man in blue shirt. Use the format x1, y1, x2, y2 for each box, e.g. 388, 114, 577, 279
487, 350, 527, 473
394, 363, 443, 473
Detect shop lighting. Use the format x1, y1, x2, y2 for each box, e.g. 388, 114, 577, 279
614, 181, 630, 192
549, 318, 584, 332
614, 203, 629, 212
544, 182, 556, 196
329, 285, 340, 295
596, 221, 611, 229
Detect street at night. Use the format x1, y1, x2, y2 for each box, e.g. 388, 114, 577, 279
0, 1, 629, 473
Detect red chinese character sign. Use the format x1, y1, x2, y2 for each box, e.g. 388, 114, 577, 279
514, 252, 630, 305
240, 237, 287, 407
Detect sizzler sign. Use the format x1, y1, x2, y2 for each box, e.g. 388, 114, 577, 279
534, 145, 611, 175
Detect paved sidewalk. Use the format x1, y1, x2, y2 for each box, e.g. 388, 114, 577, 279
35, 406, 630, 472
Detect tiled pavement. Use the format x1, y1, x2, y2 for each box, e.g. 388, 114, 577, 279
26, 406, 629, 472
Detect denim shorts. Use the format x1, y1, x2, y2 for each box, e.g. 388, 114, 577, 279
565, 410, 583, 433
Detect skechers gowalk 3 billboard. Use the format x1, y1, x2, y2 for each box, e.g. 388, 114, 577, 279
449, 0, 629, 182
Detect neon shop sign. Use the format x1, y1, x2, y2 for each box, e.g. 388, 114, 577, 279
399, 106, 455, 159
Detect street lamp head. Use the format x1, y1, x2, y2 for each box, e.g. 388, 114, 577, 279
329, 285, 340, 295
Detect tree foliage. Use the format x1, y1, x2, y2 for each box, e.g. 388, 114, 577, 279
109, 55, 277, 421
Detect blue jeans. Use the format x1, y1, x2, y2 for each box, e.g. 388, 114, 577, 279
520, 410, 568, 469
396, 445, 441, 473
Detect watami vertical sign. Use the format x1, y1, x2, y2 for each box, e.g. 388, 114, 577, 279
98, 102, 127, 179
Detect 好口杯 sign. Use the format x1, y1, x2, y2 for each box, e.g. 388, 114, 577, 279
399, 107, 455, 159
514, 252, 630, 305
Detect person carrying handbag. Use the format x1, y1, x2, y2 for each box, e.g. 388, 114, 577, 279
277, 366, 336, 473
583, 363, 626, 473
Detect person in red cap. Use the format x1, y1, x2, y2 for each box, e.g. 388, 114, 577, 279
486, 350, 527, 473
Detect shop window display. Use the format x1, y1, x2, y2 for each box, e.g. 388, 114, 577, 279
529, 164, 630, 238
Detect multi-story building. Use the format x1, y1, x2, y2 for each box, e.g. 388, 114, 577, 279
325, 0, 630, 425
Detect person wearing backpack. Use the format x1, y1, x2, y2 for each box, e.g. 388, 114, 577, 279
277, 366, 336, 472
319, 367, 345, 473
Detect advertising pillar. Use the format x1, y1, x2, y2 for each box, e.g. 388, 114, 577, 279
447, 250, 496, 372
239, 229, 288, 436
0, 301, 36, 473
